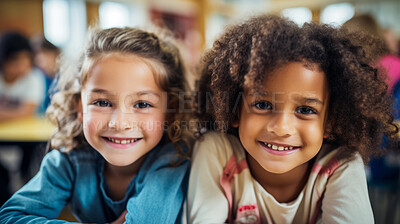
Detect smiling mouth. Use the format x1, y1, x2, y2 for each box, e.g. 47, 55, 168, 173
259, 141, 301, 151
104, 137, 142, 144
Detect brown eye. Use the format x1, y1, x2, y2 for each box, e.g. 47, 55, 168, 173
93, 100, 111, 107
296, 106, 317, 115
134, 102, 153, 109
253, 101, 272, 110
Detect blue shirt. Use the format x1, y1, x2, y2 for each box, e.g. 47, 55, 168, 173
0, 141, 190, 223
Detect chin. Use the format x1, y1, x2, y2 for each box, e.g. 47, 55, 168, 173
262, 164, 292, 174
104, 156, 137, 167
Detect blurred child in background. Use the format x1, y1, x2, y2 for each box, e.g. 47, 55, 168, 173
32, 37, 60, 112
0, 32, 45, 121
342, 14, 400, 91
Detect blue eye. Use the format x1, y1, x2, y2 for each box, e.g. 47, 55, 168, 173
93, 100, 111, 107
296, 106, 317, 115
253, 101, 272, 110
134, 102, 152, 109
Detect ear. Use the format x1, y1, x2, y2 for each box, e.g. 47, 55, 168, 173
323, 130, 330, 139
77, 97, 83, 123
232, 120, 239, 128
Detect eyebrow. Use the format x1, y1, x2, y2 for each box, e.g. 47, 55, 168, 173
136, 91, 161, 98
89, 88, 161, 98
248, 91, 325, 105
292, 95, 325, 105
90, 88, 111, 94
304, 98, 324, 105
248, 91, 268, 97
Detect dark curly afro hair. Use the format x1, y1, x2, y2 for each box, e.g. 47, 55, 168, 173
195, 14, 398, 163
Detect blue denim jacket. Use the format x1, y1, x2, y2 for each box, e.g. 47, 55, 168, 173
0, 141, 190, 223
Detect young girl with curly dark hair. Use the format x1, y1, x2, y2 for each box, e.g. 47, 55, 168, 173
187, 14, 398, 223
0, 27, 192, 223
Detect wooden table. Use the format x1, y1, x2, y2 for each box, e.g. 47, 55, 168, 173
0, 116, 56, 180
0, 116, 55, 142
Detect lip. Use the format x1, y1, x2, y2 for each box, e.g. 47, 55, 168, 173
258, 141, 300, 156
102, 136, 143, 149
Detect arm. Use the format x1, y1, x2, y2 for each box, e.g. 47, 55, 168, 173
0, 150, 75, 223
187, 133, 231, 224
0, 102, 37, 122
320, 155, 374, 224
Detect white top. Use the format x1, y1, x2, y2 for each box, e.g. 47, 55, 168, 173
187, 132, 374, 224
0, 68, 45, 106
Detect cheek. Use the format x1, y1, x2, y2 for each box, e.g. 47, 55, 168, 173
301, 122, 325, 146
238, 115, 260, 146
239, 111, 262, 131
140, 112, 166, 135
83, 112, 108, 134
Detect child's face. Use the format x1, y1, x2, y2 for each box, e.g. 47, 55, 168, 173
79, 54, 166, 167
236, 62, 329, 174
34, 50, 58, 77
2, 51, 32, 83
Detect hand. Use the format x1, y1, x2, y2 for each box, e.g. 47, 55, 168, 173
111, 210, 127, 224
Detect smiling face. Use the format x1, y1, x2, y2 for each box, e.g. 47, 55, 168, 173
236, 62, 329, 175
78, 54, 166, 167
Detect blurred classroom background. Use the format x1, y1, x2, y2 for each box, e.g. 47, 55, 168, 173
0, 0, 400, 223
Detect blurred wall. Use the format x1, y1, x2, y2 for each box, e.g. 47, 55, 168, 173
86, 1, 100, 27
0, 0, 43, 37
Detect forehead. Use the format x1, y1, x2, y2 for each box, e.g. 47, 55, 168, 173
248, 62, 329, 99
5, 51, 32, 62
83, 54, 162, 94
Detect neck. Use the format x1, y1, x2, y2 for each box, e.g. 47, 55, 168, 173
246, 152, 312, 203
104, 155, 146, 178
103, 155, 147, 201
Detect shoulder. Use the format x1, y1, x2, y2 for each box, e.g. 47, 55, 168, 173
63, 147, 100, 164
42, 149, 71, 167
139, 140, 191, 175
44, 147, 100, 170
311, 145, 367, 196
316, 147, 373, 223
193, 131, 245, 165
148, 140, 188, 163
194, 131, 232, 155
313, 145, 364, 177
334, 152, 365, 179
196, 131, 242, 150
36, 149, 78, 181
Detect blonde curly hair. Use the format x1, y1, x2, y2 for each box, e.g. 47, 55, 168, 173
47, 27, 192, 159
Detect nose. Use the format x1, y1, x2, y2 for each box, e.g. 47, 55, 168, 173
266, 111, 296, 137
108, 109, 133, 131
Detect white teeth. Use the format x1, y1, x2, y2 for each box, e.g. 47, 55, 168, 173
107, 137, 140, 144
262, 142, 297, 151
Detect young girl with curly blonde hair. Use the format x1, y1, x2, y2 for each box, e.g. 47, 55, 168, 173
0, 27, 192, 223
188, 15, 398, 223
